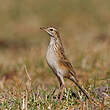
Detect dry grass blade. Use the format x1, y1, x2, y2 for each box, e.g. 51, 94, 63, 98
24, 65, 32, 91
24, 65, 31, 82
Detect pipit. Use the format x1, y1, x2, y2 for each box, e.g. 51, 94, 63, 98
40, 27, 89, 100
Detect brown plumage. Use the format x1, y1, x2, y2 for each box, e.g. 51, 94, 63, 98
40, 26, 89, 100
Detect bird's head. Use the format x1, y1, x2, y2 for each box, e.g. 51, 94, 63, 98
40, 27, 60, 38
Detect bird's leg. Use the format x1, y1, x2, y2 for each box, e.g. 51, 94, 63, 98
57, 76, 65, 101
60, 83, 65, 101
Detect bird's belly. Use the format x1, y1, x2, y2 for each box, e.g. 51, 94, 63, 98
46, 49, 66, 76
46, 49, 58, 71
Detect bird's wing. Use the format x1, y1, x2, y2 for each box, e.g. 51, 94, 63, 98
56, 42, 77, 78
59, 57, 77, 78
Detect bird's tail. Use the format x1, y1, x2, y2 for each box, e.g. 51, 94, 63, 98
70, 76, 99, 105
70, 76, 89, 99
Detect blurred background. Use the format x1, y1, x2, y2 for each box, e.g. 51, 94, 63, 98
0, 0, 110, 88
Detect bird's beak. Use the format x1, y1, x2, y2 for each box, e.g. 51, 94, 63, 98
40, 27, 49, 35
40, 27, 47, 31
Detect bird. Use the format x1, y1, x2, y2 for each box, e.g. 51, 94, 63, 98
40, 26, 90, 100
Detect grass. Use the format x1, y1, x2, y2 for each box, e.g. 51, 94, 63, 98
0, 0, 110, 109
0, 43, 110, 110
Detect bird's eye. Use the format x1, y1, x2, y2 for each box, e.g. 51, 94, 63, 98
50, 28, 53, 31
